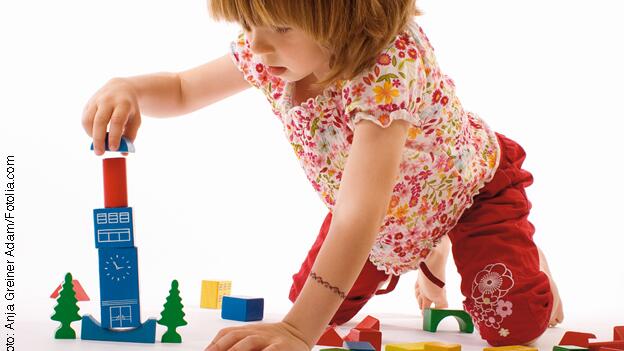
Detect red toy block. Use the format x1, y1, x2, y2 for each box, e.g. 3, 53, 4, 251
559, 332, 598, 347
356, 315, 380, 331
588, 341, 624, 351
316, 325, 343, 347
50, 279, 89, 301
344, 328, 381, 351
615, 327, 624, 341
598, 348, 622, 351
103, 157, 128, 208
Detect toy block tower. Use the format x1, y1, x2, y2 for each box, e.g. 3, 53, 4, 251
81, 136, 156, 343
95, 157, 141, 328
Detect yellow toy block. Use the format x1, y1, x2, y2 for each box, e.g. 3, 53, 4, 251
424, 342, 461, 351
483, 346, 537, 351
386, 342, 449, 351
200, 280, 231, 309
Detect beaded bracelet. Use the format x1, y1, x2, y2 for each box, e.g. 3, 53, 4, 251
309, 271, 346, 299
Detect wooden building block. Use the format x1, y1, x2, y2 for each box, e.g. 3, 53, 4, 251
483, 346, 537, 351
343, 340, 375, 351
50, 278, 89, 301
221, 295, 263, 322
553, 346, 590, 351
423, 308, 474, 333
103, 157, 128, 208
587, 341, 624, 351
385, 343, 428, 351
424, 342, 461, 351
80, 315, 156, 343
356, 315, 380, 331
200, 280, 231, 309
316, 325, 343, 347
559, 332, 597, 348
344, 328, 381, 351
615, 327, 624, 341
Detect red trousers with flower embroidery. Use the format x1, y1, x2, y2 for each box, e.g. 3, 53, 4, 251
288, 132, 553, 346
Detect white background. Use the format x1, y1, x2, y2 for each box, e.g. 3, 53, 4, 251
1, 0, 623, 349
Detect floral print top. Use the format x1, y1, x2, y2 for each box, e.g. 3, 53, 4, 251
229, 19, 501, 276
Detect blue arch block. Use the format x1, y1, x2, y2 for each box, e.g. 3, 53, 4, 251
90, 132, 135, 153
80, 315, 156, 343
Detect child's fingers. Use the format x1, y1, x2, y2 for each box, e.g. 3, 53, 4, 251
81, 102, 97, 137
207, 329, 250, 351
122, 110, 141, 145
228, 335, 268, 351
108, 104, 131, 151
207, 326, 237, 346
92, 105, 114, 155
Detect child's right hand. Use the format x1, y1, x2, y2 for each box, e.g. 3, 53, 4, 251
82, 78, 141, 156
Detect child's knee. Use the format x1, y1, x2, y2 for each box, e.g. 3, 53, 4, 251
463, 264, 553, 346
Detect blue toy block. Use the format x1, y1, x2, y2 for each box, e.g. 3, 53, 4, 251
90, 132, 135, 153
80, 314, 156, 343
221, 295, 264, 322
93, 207, 134, 248
343, 340, 376, 351
98, 247, 140, 328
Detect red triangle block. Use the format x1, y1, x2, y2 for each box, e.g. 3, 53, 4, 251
50, 279, 90, 301
615, 327, 624, 341
356, 315, 380, 331
316, 325, 343, 347
559, 332, 598, 348
588, 341, 624, 351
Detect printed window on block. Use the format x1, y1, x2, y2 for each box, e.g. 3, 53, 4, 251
98, 229, 131, 243
110, 305, 132, 328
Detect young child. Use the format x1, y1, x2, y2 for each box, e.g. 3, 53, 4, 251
81, 1, 564, 350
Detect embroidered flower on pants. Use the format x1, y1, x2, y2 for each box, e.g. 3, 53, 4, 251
468, 263, 516, 337
495, 300, 513, 318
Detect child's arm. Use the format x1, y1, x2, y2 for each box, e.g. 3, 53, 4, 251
125, 53, 250, 117
83, 53, 250, 154
283, 118, 411, 347
176, 53, 251, 114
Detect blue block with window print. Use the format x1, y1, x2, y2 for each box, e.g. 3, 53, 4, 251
93, 207, 134, 248
98, 247, 141, 329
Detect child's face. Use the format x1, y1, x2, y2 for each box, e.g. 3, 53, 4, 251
244, 24, 331, 83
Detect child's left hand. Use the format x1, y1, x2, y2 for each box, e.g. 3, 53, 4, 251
204, 321, 311, 351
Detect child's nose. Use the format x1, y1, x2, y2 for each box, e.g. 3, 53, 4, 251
249, 35, 273, 55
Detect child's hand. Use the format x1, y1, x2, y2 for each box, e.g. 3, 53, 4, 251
81, 78, 141, 156
204, 321, 311, 351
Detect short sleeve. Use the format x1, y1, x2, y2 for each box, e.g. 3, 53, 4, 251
229, 30, 264, 90
341, 32, 426, 130
229, 30, 288, 101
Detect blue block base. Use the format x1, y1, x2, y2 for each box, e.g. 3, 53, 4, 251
80, 315, 156, 343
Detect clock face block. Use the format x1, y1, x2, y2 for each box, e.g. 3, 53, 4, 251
98, 247, 141, 328
93, 207, 134, 248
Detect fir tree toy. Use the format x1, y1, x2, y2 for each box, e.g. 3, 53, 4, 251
157, 279, 188, 343
50, 272, 82, 339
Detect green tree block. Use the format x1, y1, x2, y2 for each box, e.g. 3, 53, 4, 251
423, 308, 474, 333
50, 273, 82, 339
157, 280, 188, 343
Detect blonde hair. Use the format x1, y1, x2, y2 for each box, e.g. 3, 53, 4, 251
208, 0, 423, 90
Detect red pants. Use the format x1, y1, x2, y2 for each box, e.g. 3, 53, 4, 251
289, 132, 552, 345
